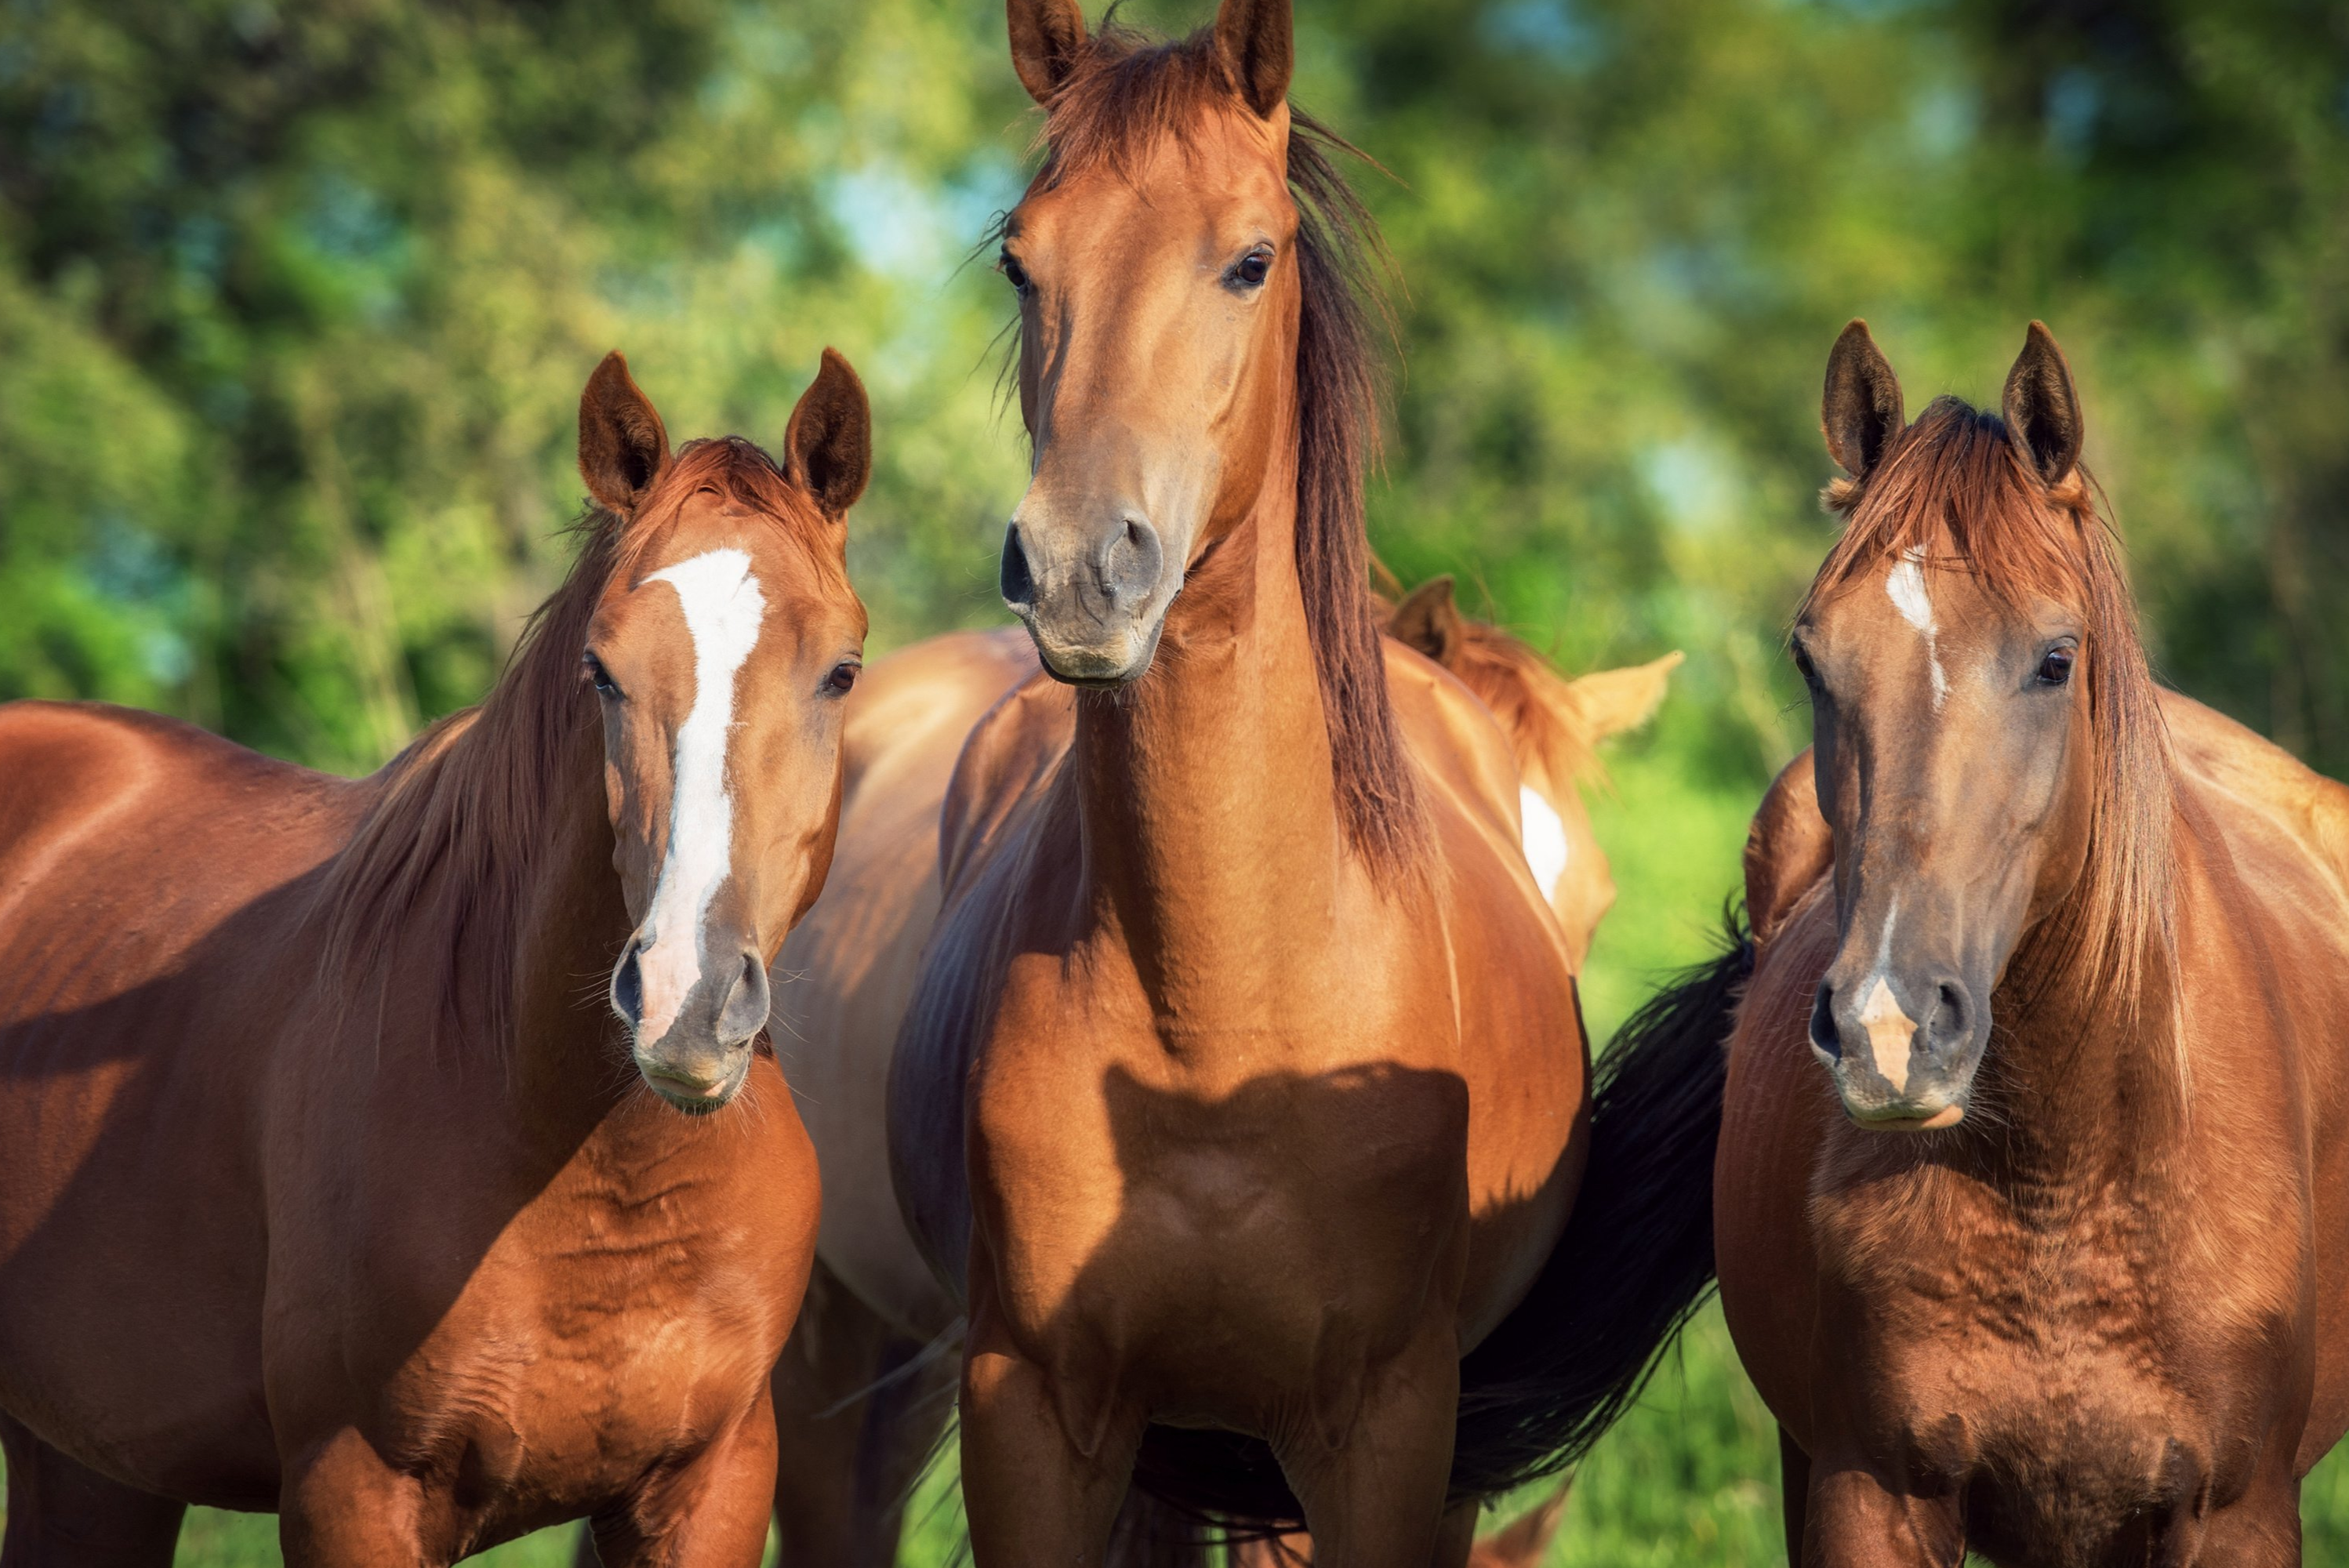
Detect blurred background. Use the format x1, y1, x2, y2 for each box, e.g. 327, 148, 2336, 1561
2, 0, 2345, 1562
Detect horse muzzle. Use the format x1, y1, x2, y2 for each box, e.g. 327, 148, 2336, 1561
1000, 510, 1171, 686
610, 936, 770, 1114
1809, 965, 1986, 1131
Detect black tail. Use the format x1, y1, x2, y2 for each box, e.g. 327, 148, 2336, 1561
1126, 907, 1753, 1529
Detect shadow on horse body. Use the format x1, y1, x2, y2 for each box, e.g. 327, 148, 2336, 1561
1719, 321, 2349, 1566
0, 350, 874, 1566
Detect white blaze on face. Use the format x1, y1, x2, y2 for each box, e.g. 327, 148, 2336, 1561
1885, 546, 1949, 711
1519, 785, 1570, 904
632, 547, 765, 1043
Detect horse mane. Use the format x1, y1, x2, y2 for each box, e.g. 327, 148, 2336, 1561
1803, 395, 2177, 1027
1431, 621, 1604, 797
313, 437, 826, 1056
1018, 20, 1422, 875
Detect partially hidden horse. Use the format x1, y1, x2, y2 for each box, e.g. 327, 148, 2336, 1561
1384, 575, 1681, 971
863, 2, 1728, 1560
749, 586, 1676, 1566
1718, 321, 2349, 1565
0, 350, 873, 1565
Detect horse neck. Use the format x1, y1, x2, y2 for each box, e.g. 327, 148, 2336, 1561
499, 711, 635, 1124
1972, 840, 2184, 1201
1070, 429, 1354, 1022
384, 637, 634, 1134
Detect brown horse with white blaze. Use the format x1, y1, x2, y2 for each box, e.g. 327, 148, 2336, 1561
1718, 321, 2349, 1565
878, 2, 1730, 1562
0, 350, 871, 1564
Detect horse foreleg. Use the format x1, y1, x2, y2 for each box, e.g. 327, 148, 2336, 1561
1273, 1315, 1464, 1568
1779, 1425, 1810, 1565
1799, 1457, 1962, 1568
589, 1387, 779, 1568
0, 1414, 185, 1568
958, 1291, 1141, 1566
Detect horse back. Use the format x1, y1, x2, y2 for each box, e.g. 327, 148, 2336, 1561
2162, 692, 2349, 1471
0, 700, 361, 1502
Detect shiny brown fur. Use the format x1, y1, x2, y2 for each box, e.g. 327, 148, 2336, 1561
881, 3, 1594, 1561
745, 598, 1666, 1565
1717, 324, 2349, 1566
0, 353, 870, 1566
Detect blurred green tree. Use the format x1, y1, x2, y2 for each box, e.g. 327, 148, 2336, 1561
1, 0, 2342, 782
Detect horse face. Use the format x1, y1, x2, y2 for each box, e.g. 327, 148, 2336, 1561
994, 0, 1300, 684
577, 352, 870, 1113
1794, 560, 2095, 1131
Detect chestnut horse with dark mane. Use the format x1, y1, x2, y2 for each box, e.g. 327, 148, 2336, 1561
868, 2, 1732, 1561
1719, 322, 2349, 1565
0, 351, 872, 1564
717, 588, 1674, 1568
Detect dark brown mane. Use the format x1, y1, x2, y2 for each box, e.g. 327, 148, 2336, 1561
1020, 20, 1421, 874
314, 436, 833, 1054
1804, 396, 2176, 1025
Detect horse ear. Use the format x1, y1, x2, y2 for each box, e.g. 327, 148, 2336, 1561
1563, 651, 1682, 742
579, 351, 671, 515
1008, 0, 1087, 104
1821, 319, 1904, 481
1214, 0, 1292, 117
784, 348, 872, 521
2002, 320, 2084, 486
1389, 575, 1463, 666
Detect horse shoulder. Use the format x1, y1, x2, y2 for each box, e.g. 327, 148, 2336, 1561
885, 666, 1079, 1303
1745, 749, 1832, 944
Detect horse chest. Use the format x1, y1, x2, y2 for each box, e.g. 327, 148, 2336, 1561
1821, 1178, 2296, 1555
969, 989, 1472, 1414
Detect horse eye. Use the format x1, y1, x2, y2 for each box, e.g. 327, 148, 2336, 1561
1792, 644, 1821, 687
1229, 247, 1273, 289
826, 659, 861, 696
583, 652, 621, 699
1000, 252, 1030, 293
2037, 647, 2076, 687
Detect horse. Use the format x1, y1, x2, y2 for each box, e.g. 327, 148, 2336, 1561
740, 587, 1676, 1567
863, 1, 1727, 1560
1383, 574, 1681, 971
1716, 320, 2349, 1565
0, 348, 873, 1566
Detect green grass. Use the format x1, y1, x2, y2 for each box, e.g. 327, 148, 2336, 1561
11, 735, 2349, 1564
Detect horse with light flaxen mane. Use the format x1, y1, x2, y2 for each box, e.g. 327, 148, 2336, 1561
1719, 321, 2349, 1565
861, 1, 1734, 1561
0, 351, 872, 1565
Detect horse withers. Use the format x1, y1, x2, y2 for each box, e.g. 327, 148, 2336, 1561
1719, 321, 2349, 1564
0, 351, 872, 1565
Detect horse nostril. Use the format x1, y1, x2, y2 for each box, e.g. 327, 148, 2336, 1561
1930, 981, 1970, 1046
1809, 983, 1841, 1061
1098, 514, 1162, 614
714, 950, 771, 1049
1000, 522, 1036, 611
611, 941, 644, 1031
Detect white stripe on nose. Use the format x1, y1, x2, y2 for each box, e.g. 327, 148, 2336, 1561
1519, 785, 1570, 903
632, 547, 764, 1044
